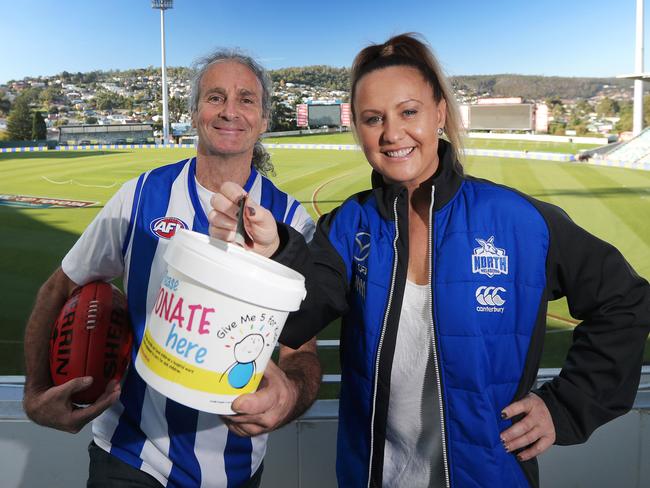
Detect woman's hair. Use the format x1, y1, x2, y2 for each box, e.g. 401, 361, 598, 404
350, 33, 464, 170
189, 48, 274, 175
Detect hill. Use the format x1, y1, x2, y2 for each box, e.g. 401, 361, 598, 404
450, 74, 632, 101
267, 66, 633, 101
4, 66, 632, 102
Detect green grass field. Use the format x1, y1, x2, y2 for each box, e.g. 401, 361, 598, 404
2, 138, 649, 387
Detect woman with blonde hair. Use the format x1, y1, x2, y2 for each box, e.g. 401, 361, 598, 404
210, 33, 650, 487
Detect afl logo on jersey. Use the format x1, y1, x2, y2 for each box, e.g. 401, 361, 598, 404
150, 217, 188, 240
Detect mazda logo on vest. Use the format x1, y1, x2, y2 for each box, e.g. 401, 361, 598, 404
353, 232, 371, 262
353, 232, 371, 300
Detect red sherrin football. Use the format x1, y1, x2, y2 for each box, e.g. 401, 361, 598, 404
49, 281, 133, 404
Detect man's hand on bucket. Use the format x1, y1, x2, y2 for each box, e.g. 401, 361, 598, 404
209, 182, 280, 258
220, 360, 299, 437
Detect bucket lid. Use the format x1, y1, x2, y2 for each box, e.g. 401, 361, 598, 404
164, 229, 306, 311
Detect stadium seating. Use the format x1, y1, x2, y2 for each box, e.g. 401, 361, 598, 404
600, 128, 650, 168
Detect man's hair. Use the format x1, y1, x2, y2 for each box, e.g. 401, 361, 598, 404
350, 33, 464, 171
189, 49, 274, 175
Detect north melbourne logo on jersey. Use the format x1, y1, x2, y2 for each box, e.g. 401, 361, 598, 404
150, 217, 188, 240
472, 236, 508, 277
475, 286, 506, 313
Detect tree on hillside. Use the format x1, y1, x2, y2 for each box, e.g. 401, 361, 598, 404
31, 111, 47, 140
124, 96, 135, 111
548, 121, 566, 135
0, 94, 10, 115
19, 87, 43, 106
545, 97, 565, 121
40, 86, 63, 106
551, 104, 565, 121
574, 99, 591, 116
545, 97, 562, 108
614, 102, 632, 132
270, 96, 294, 131
71, 72, 85, 84
168, 96, 187, 123
567, 113, 590, 135
94, 92, 114, 111
596, 97, 619, 117
93, 90, 126, 111
6, 95, 33, 140
613, 98, 650, 132
82, 71, 100, 84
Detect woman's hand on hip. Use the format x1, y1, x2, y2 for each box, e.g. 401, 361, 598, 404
500, 392, 556, 461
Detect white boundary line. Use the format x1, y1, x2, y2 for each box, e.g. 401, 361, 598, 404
41, 176, 118, 188
310, 171, 355, 217
4, 143, 650, 171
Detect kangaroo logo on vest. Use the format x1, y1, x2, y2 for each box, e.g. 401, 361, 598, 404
353, 232, 370, 300
472, 236, 508, 277
475, 286, 506, 313
150, 217, 189, 240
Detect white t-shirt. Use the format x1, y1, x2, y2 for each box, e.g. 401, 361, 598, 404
382, 280, 445, 487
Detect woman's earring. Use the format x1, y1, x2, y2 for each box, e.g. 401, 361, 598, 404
437, 127, 444, 137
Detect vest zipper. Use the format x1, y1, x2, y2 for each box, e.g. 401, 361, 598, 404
367, 195, 400, 488
428, 185, 451, 488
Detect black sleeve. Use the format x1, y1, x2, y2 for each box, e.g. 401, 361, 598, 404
532, 201, 650, 445
271, 222, 312, 278
276, 210, 351, 350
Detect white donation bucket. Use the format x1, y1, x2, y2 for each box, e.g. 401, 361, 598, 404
134, 229, 306, 414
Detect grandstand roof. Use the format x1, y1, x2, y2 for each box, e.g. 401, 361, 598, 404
59, 123, 153, 134
617, 72, 650, 80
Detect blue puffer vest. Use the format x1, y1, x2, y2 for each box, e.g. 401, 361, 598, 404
326, 141, 548, 487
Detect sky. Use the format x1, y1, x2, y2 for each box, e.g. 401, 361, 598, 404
0, 0, 646, 84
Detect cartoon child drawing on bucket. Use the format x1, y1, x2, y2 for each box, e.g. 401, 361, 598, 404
221, 333, 265, 389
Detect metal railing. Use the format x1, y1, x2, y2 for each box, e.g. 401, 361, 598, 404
2, 365, 649, 488
2, 361, 649, 420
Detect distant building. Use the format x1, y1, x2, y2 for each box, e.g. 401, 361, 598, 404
11, 81, 28, 91
58, 123, 154, 145
476, 97, 523, 105
171, 122, 192, 137
460, 98, 549, 133
107, 114, 128, 123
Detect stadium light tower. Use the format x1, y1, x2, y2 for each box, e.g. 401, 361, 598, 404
152, 0, 173, 143
618, 0, 647, 136
633, 0, 644, 135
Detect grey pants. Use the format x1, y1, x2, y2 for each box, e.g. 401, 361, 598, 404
87, 441, 263, 488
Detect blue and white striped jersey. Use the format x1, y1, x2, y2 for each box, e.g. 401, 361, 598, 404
62, 157, 315, 487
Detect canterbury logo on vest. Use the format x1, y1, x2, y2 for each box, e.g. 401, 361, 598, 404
472, 236, 509, 277
150, 217, 188, 240
475, 286, 506, 313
